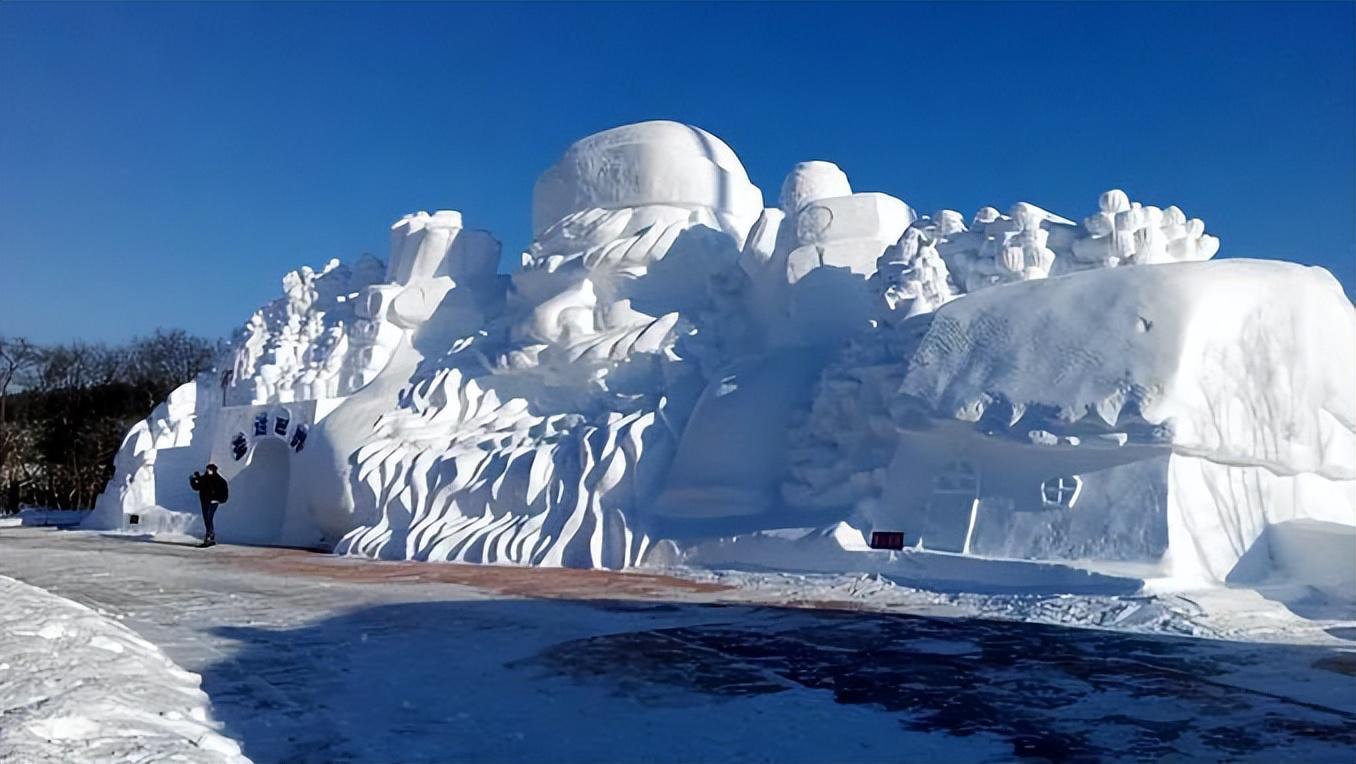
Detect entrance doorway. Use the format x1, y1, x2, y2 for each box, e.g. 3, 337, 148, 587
920, 460, 980, 554
222, 437, 290, 545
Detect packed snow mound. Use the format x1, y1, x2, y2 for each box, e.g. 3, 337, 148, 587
90, 120, 1354, 595
0, 575, 246, 763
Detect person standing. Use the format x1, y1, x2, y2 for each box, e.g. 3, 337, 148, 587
189, 464, 229, 548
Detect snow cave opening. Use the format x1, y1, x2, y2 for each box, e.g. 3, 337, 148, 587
224, 437, 290, 546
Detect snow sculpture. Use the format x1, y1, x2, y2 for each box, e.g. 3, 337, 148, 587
320, 121, 762, 567
87, 381, 218, 533
933, 203, 1073, 292
739, 161, 916, 347
917, 190, 1219, 295
225, 256, 384, 405
340, 211, 503, 394
789, 259, 1355, 588
1070, 189, 1220, 268
872, 224, 957, 322
531, 120, 764, 245
90, 120, 1355, 596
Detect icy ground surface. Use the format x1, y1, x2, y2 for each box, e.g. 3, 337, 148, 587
1, 528, 1354, 763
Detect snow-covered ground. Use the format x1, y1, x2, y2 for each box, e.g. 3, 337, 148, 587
1, 526, 1353, 762
0, 573, 246, 762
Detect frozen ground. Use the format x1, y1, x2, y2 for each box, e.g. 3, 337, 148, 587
1, 527, 1353, 763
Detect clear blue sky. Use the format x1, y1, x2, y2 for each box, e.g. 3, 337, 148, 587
3, 1, 1353, 344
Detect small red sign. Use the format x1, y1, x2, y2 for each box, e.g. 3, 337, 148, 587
869, 531, 905, 550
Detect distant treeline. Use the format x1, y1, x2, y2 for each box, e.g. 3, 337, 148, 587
0, 331, 218, 512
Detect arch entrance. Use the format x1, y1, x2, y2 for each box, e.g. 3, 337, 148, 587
221, 437, 291, 545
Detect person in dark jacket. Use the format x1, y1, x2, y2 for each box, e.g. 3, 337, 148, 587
189, 464, 229, 548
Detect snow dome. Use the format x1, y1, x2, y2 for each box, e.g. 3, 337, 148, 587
531, 120, 764, 241
88, 120, 1356, 599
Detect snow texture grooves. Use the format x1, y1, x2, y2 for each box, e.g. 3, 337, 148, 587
337, 367, 665, 569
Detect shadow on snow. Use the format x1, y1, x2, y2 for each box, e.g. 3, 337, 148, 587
200, 598, 1356, 764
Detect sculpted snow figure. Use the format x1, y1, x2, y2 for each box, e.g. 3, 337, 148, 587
89, 120, 1355, 595
324, 121, 765, 567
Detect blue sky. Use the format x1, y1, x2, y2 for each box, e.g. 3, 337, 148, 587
3, 1, 1353, 344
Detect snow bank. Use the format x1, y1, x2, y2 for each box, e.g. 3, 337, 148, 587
0, 575, 247, 763
1264, 520, 1356, 599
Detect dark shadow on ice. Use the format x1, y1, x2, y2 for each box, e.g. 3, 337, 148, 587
199, 598, 1356, 764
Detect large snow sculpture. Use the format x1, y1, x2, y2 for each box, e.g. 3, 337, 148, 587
90, 120, 1355, 595
788, 259, 1355, 589
739, 161, 916, 347
323, 121, 764, 567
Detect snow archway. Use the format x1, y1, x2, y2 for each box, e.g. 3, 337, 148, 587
221, 438, 291, 546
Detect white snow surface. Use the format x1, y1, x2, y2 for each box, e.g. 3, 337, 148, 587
85, 120, 1354, 602
0, 573, 247, 763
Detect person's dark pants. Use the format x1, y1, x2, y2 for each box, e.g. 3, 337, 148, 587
201, 502, 218, 541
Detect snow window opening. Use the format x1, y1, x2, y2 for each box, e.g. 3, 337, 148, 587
1041, 475, 1082, 509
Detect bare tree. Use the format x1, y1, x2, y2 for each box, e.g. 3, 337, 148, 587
0, 336, 40, 416
0, 337, 42, 510
128, 329, 216, 407
0, 331, 217, 511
